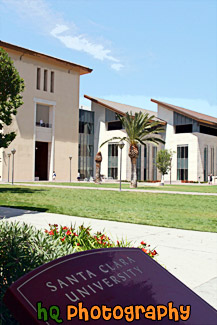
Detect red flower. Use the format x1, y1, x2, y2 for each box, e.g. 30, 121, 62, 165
117, 240, 120, 246
73, 232, 78, 237
142, 248, 149, 254
66, 230, 71, 236
53, 224, 58, 228
49, 230, 54, 236
44, 229, 48, 233
62, 226, 68, 230
151, 250, 157, 256
60, 236, 66, 242
77, 243, 80, 246
141, 241, 146, 246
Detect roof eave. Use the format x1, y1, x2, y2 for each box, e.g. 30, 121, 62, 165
84, 94, 125, 116
84, 95, 166, 125
0, 41, 92, 75
151, 99, 217, 127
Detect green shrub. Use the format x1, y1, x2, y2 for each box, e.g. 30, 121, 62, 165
0, 221, 75, 323
0, 221, 157, 323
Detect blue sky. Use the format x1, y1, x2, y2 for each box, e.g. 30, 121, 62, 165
0, 0, 216, 116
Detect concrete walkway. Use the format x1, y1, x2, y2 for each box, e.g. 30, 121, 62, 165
1, 206, 217, 310
14, 182, 217, 196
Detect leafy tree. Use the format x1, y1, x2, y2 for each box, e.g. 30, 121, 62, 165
156, 149, 174, 182
100, 111, 165, 188
0, 47, 25, 148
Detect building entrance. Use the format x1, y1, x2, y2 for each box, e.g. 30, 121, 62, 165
35, 141, 48, 180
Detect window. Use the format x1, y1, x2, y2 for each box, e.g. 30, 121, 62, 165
36, 104, 51, 128
50, 71, 54, 93
108, 144, 118, 179
79, 121, 94, 134
79, 144, 93, 157
78, 110, 95, 179
136, 146, 141, 181
204, 147, 208, 182
200, 125, 217, 137
107, 121, 123, 131
174, 112, 193, 125
105, 109, 119, 122
152, 146, 157, 181
174, 112, 200, 133
36, 68, 41, 90
175, 124, 193, 133
105, 109, 122, 130
211, 147, 214, 175
144, 145, 147, 180
177, 145, 188, 181
43, 70, 48, 91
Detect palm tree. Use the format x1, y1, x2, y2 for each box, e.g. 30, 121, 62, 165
95, 151, 102, 183
100, 111, 165, 188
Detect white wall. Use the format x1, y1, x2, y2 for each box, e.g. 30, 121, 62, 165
90, 102, 217, 183
197, 133, 217, 180
157, 104, 217, 182
92, 102, 129, 180
92, 102, 162, 181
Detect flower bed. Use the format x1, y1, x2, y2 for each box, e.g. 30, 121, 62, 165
45, 223, 158, 258
0, 220, 157, 323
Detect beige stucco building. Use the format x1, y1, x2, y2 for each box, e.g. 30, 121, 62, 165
0, 41, 92, 182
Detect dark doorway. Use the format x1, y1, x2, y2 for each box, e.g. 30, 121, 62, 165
35, 142, 48, 180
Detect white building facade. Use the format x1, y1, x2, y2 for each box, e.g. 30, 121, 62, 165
83, 95, 165, 182
82, 95, 217, 183
153, 99, 217, 182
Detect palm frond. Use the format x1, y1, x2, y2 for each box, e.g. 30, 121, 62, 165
100, 137, 123, 148
139, 136, 165, 145
100, 136, 129, 148
100, 111, 165, 149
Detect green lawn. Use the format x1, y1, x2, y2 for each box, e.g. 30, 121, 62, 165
20, 181, 217, 193
1, 185, 216, 232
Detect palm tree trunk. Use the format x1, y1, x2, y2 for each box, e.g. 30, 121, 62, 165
95, 162, 101, 183
95, 152, 102, 184
131, 161, 133, 183
130, 157, 137, 188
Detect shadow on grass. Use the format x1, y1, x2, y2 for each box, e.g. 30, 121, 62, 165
0, 187, 45, 194
0, 206, 48, 219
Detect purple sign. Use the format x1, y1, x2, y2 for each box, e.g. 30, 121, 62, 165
4, 248, 217, 324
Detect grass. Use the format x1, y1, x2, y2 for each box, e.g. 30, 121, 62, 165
1, 185, 217, 232
19, 181, 217, 193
